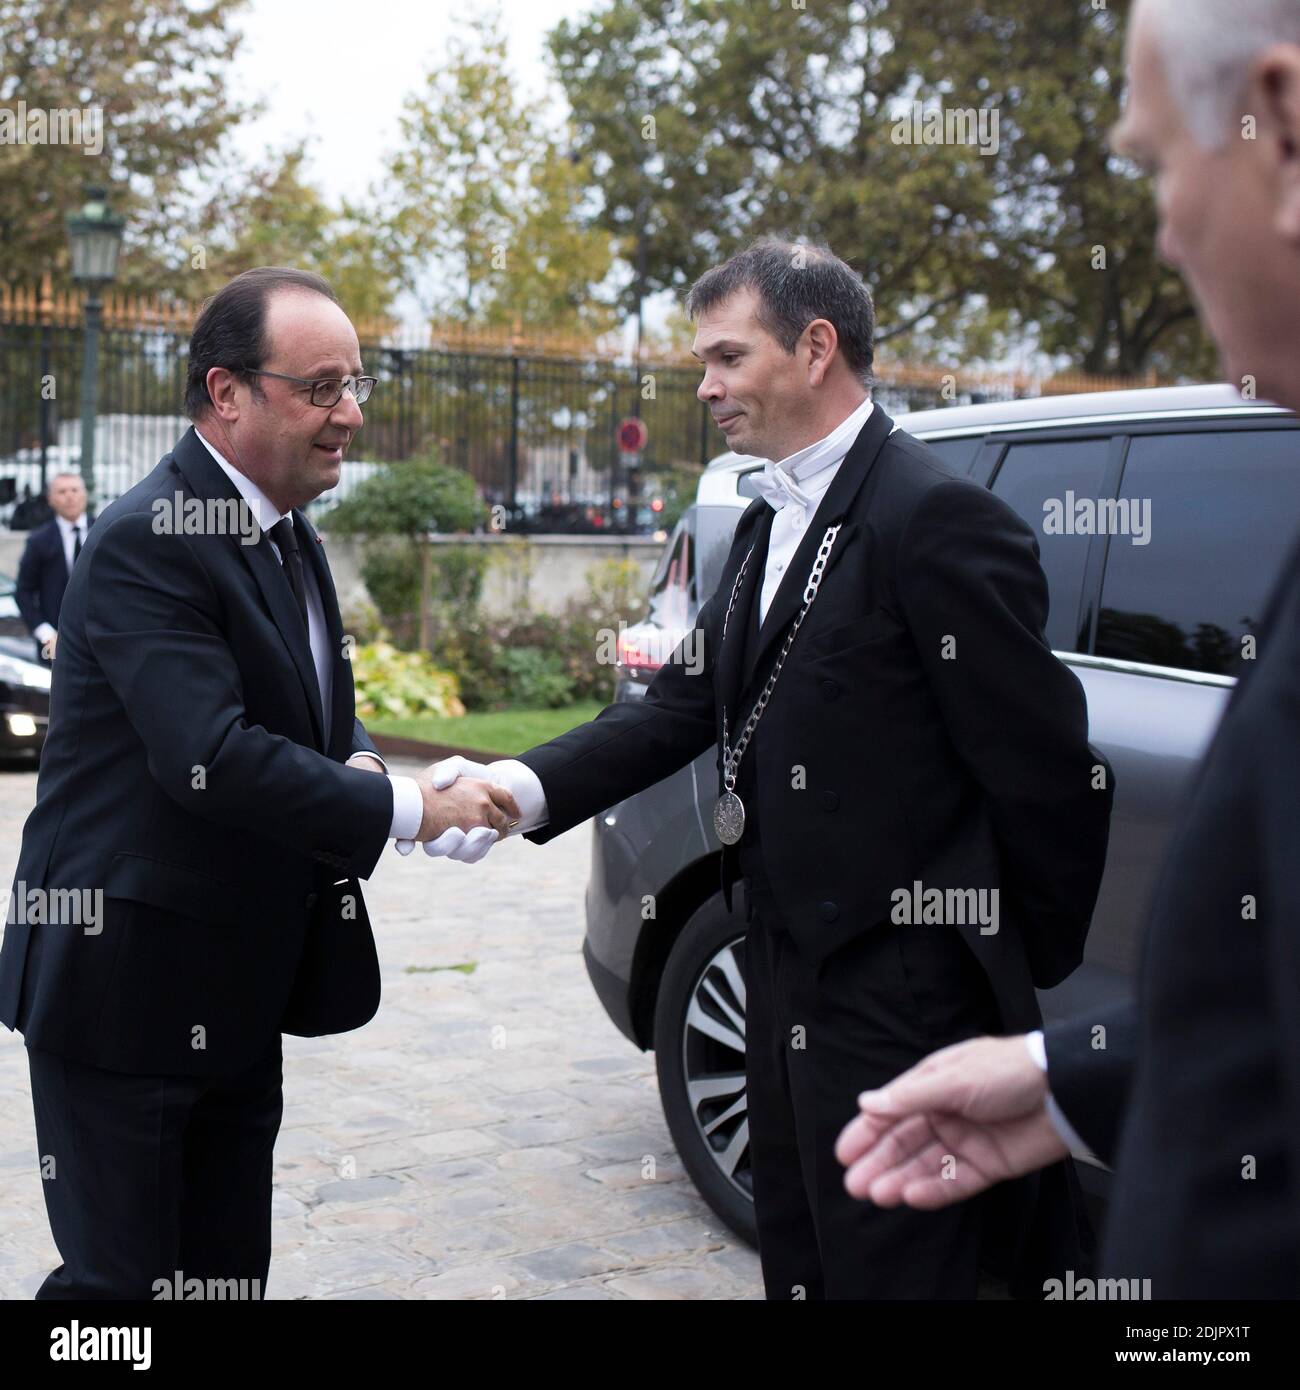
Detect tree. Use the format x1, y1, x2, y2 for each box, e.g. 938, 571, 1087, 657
549, 0, 1216, 378
482, 145, 621, 338
882, 0, 1211, 376
374, 7, 619, 336
191, 144, 399, 321
324, 449, 486, 650
0, 0, 253, 292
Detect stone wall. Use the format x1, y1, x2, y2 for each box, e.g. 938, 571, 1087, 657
0, 530, 666, 623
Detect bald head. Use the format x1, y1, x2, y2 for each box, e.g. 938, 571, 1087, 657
1140, 0, 1300, 147
1116, 0, 1300, 409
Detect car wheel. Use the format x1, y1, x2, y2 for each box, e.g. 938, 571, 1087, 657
653, 890, 756, 1246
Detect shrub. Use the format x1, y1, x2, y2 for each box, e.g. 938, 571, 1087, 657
351, 638, 465, 721
493, 646, 575, 709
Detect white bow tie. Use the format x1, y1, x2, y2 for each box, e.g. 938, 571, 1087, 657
751, 465, 813, 514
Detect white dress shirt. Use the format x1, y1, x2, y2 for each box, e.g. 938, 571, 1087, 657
754, 395, 888, 623
194, 429, 422, 840
488, 397, 895, 836
32, 513, 89, 646
1024, 1030, 1098, 1161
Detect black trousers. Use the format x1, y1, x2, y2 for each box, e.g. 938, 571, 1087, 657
26, 1036, 283, 1300
743, 875, 1004, 1299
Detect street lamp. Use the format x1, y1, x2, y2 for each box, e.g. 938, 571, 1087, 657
65, 185, 125, 497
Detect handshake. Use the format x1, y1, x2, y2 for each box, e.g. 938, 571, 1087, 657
395, 756, 537, 864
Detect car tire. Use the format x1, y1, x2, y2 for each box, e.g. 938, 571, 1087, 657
653, 889, 757, 1247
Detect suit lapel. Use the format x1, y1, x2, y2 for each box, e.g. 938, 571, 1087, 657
714, 500, 774, 729
170, 427, 327, 751
743, 404, 894, 686
296, 509, 354, 760
50, 523, 71, 598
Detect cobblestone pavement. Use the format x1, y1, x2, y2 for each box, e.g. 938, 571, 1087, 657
0, 758, 761, 1300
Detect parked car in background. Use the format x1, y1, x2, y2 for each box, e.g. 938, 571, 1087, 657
0, 571, 49, 756
585, 384, 1300, 1243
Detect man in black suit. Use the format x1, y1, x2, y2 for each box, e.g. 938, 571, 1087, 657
0, 266, 518, 1299
837, 0, 1300, 1300
428, 240, 1114, 1298
15, 471, 91, 664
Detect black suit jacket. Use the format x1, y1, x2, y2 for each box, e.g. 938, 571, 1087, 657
16, 515, 90, 647
519, 405, 1113, 1032
0, 426, 394, 1076
1046, 536, 1300, 1298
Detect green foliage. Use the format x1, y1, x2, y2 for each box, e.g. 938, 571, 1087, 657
366, 702, 606, 756
415, 553, 649, 711
584, 558, 648, 623
357, 540, 421, 643
194, 144, 399, 320
350, 638, 465, 721
493, 647, 576, 709
374, 8, 618, 334
431, 545, 490, 609
357, 539, 490, 651
0, 0, 253, 294
325, 451, 486, 540
549, 0, 1211, 377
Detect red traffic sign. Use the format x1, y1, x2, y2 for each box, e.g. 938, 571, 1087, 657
618, 416, 648, 453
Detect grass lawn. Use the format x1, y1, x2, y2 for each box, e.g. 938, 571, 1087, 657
368, 701, 605, 757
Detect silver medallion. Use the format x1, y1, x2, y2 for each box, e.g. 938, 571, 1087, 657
714, 790, 746, 846
715, 522, 841, 853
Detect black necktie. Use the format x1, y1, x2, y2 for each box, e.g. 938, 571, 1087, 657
71, 525, 82, 568
269, 517, 309, 634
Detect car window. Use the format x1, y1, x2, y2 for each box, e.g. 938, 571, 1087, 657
989, 437, 1112, 652
696, 504, 743, 603
1095, 429, 1300, 675
647, 513, 695, 631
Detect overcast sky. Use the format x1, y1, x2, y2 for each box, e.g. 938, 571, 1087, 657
227, 0, 587, 205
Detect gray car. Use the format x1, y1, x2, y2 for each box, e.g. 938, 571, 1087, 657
584, 383, 1300, 1242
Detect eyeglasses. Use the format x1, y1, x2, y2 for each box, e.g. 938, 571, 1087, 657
238, 369, 377, 408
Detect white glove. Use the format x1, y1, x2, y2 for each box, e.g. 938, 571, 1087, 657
395, 756, 499, 861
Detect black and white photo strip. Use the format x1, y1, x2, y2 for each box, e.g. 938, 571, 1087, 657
0, 0, 1294, 1369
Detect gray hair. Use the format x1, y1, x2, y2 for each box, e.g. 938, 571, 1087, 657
1145, 0, 1300, 147
684, 237, 876, 387
46, 471, 85, 492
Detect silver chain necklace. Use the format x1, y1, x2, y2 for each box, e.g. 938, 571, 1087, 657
714, 522, 842, 846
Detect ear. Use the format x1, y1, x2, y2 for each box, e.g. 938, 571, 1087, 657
1255, 45, 1300, 241
803, 318, 839, 387
205, 366, 242, 422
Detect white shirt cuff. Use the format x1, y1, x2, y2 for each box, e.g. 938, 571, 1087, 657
33, 623, 55, 644
347, 750, 388, 774
387, 775, 424, 841
1025, 1029, 1099, 1163
485, 759, 549, 834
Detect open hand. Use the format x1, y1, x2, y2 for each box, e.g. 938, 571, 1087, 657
834, 1035, 1068, 1209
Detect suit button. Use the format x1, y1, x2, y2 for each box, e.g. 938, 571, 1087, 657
819, 900, 839, 922
304, 892, 319, 912
821, 791, 839, 812
821, 679, 839, 700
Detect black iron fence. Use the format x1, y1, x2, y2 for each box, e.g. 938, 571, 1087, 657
0, 290, 1150, 533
